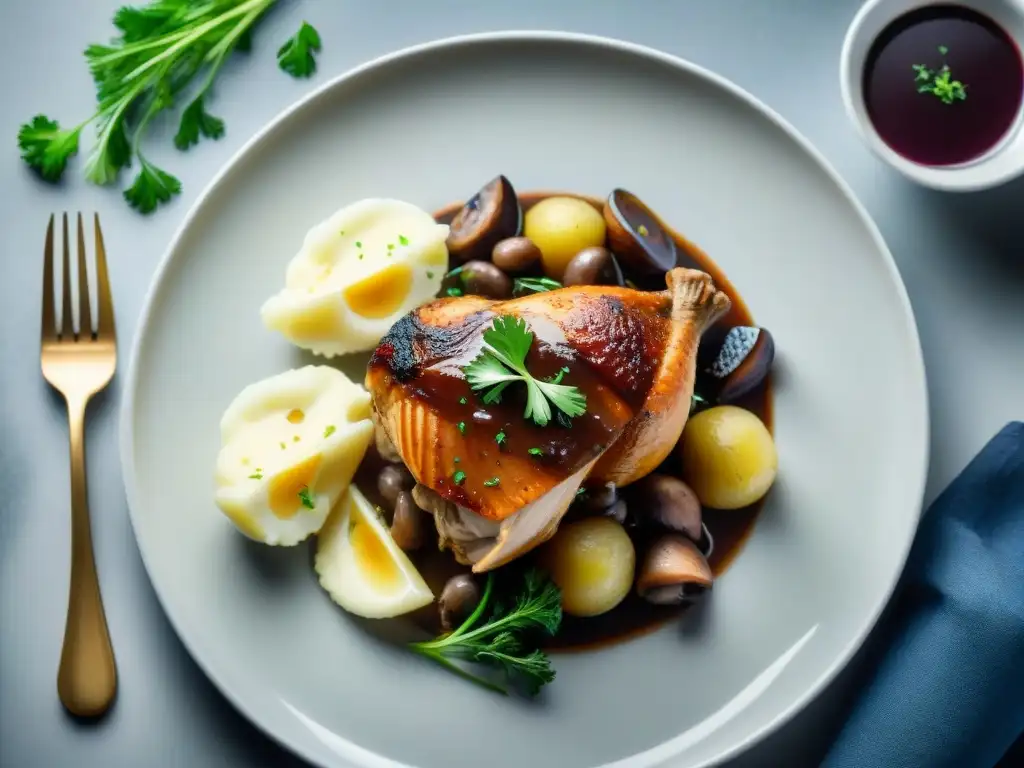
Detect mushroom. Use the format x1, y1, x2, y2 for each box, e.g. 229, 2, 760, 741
630, 473, 702, 541
636, 534, 713, 605
562, 246, 625, 287
603, 189, 678, 276
389, 491, 426, 551
377, 464, 414, 509
698, 522, 715, 560
492, 236, 542, 273
605, 499, 628, 525
438, 574, 482, 632
457, 260, 513, 299
580, 481, 618, 513
565, 482, 629, 524
697, 325, 775, 403
446, 175, 522, 263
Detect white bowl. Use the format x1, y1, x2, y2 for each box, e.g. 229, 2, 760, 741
840, 0, 1024, 191
120, 32, 929, 768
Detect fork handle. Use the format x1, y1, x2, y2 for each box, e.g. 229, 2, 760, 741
57, 397, 117, 718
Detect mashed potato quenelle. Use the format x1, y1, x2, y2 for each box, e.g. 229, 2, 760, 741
315, 484, 434, 619
214, 366, 373, 546
261, 199, 449, 357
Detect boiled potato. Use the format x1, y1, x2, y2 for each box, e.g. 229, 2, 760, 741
523, 197, 607, 281
543, 517, 635, 617
680, 405, 777, 510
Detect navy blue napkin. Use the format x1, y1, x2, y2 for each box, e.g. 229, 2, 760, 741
822, 422, 1024, 768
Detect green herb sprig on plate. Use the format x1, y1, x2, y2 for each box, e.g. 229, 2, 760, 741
16, 0, 322, 214
408, 569, 562, 696
463, 316, 586, 427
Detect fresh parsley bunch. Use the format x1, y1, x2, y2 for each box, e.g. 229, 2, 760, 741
17, 0, 322, 214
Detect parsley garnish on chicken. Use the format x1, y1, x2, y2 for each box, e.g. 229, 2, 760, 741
462, 316, 587, 427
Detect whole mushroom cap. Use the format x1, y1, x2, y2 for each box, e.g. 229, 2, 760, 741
389, 491, 426, 551
630, 473, 703, 542
438, 574, 482, 632
636, 534, 713, 605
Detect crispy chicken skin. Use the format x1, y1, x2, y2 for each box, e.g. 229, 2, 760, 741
366, 268, 729, 570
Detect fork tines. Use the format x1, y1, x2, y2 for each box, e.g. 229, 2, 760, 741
42, 213, 115, 344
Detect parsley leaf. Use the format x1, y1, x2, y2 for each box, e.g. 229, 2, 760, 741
174, 96, 225, 150
277, 21, 321, 78
124, 157, 182, 214
463, 316, 587, 427
17, 115, 82, 182
298, 486, 315, 509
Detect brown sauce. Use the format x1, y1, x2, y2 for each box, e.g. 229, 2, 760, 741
360, 191, 771, 652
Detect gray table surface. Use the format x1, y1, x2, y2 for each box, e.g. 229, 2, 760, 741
2, 1, 1023, 766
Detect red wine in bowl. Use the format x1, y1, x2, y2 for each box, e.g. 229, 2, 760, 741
863, 4, 1024, 166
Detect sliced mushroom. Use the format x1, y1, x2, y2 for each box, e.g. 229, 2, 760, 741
630, 473, 702, 541
446, 175, 522, 263
636, 534, 713, 605
697, 325, 775, 403
603, 189, 677, 276
389, 491, 426, 551
438, 574, 482, 632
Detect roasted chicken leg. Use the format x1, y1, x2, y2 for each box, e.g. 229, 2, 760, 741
366, 267, 730, 571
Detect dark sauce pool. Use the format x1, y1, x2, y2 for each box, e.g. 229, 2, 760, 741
864, 4, 1024, 166
356, 192, 772, 652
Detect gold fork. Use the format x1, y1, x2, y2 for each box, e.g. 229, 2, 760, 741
41, 213, 118, 718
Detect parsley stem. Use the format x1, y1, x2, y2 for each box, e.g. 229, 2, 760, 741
412, 646, 509, 696
420, 604, 535, 651
131, 65, 173, 156
441, 573, 493, 642
121, 0, 273, 82
206, 3, 268, 62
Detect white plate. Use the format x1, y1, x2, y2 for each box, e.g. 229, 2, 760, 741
120, 32, 929, 768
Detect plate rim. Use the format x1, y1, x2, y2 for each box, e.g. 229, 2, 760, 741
118, 30, 930, 768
